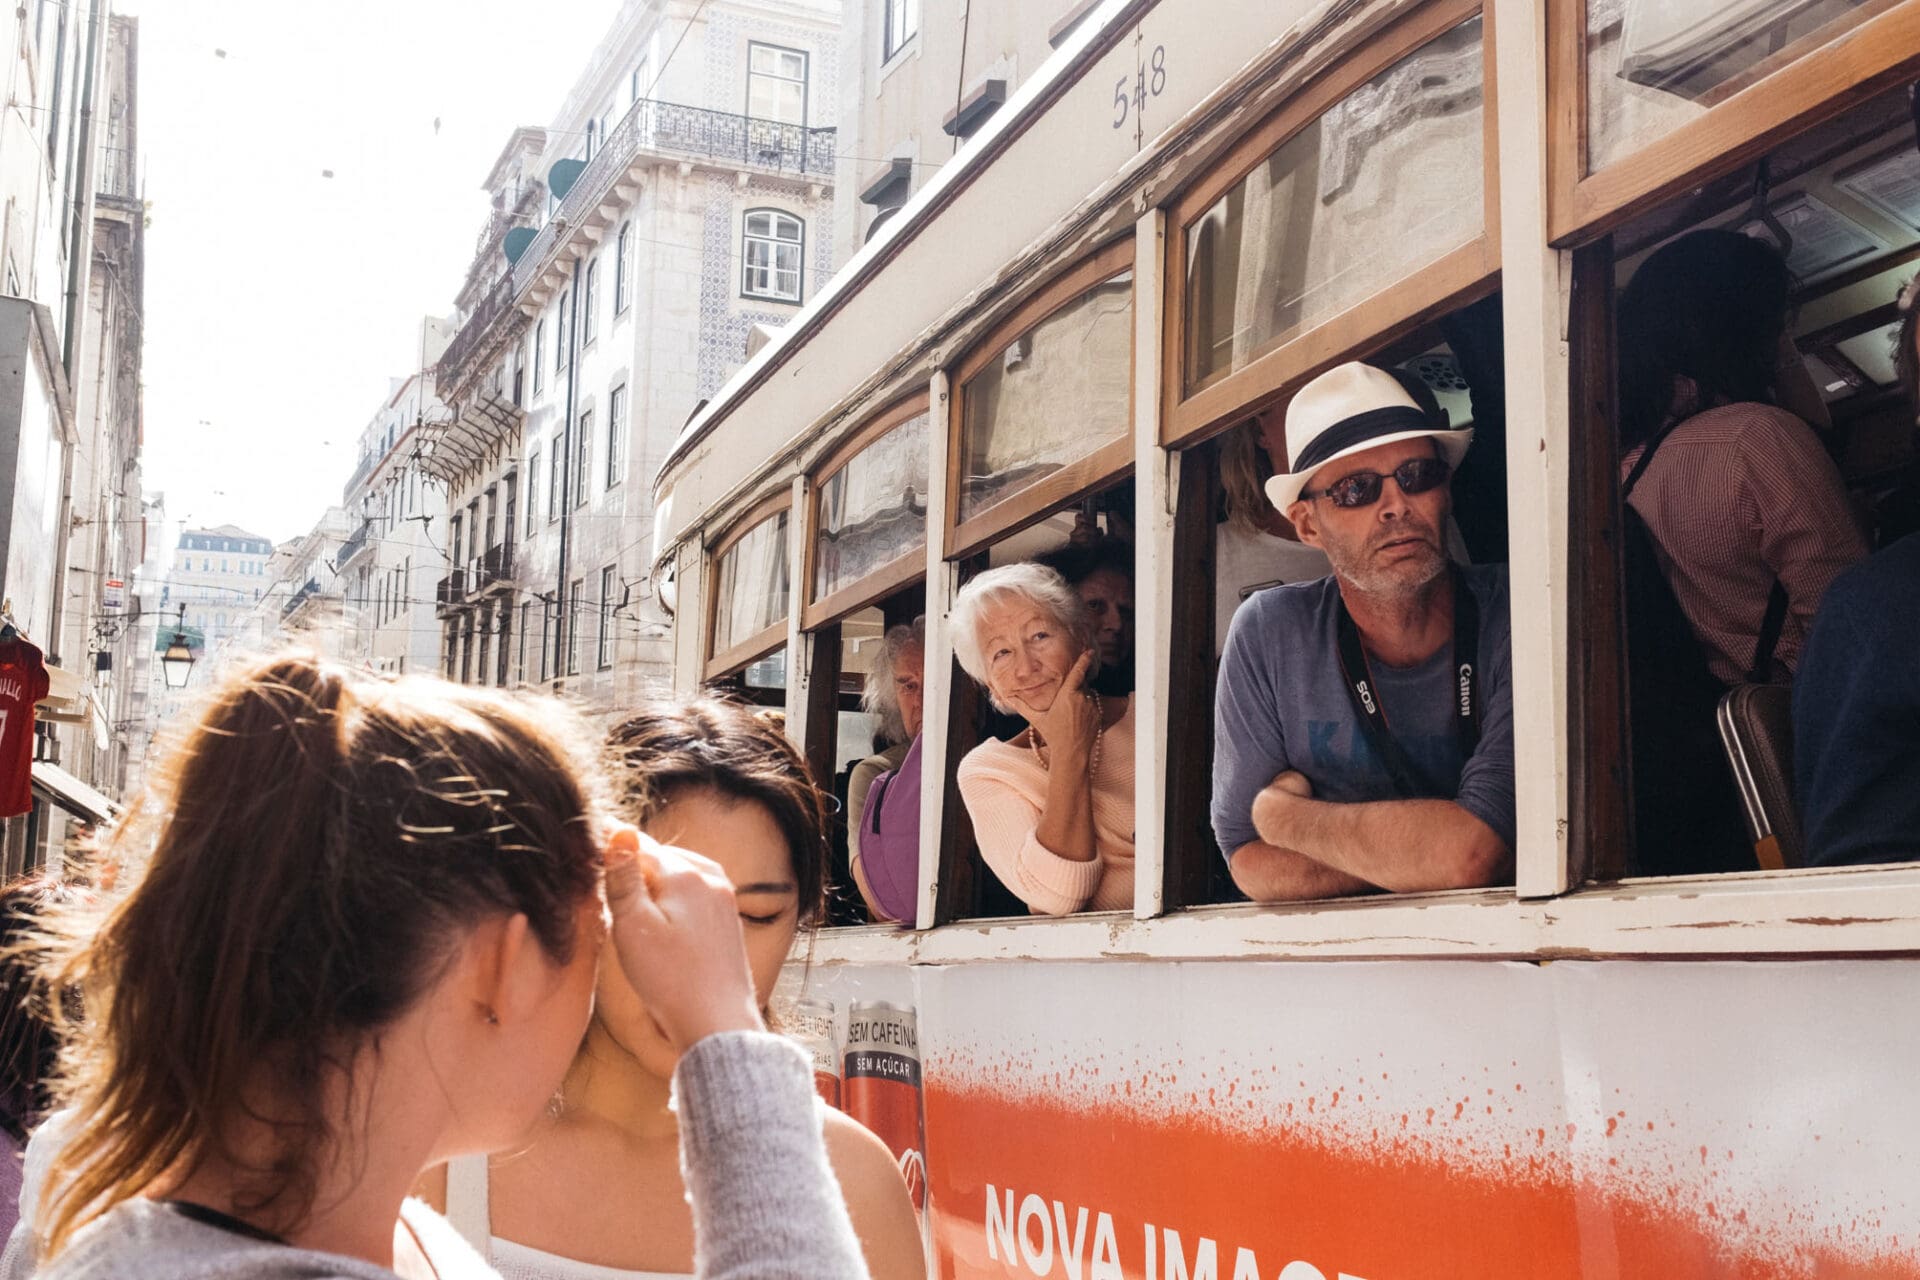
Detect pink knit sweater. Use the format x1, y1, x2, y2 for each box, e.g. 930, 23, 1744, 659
955, 695, 1136, 916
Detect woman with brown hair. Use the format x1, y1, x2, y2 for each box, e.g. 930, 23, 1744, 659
7, 653, 870, 1280
1215, 404, 1332, 651
435, 695, 923, 1280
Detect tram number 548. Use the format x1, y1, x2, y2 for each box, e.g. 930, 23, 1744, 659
1113, 45, 1167, 129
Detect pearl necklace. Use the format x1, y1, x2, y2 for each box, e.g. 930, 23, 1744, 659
1029, 691, 1103, 777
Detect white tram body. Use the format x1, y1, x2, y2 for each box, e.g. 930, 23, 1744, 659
651, 0, 1920, 1274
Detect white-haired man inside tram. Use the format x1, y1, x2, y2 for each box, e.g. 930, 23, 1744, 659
1210, 361, 1516, 902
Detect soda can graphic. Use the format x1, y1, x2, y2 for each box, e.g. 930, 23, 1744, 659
842, 1001, 926, 1211
790, 997, 840, 1109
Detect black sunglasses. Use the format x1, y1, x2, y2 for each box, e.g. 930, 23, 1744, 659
1301, 456, 1451, 509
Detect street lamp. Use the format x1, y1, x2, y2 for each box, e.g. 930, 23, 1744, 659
160, 606, 196, 690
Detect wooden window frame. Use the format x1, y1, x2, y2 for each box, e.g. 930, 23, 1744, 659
1545, 0, 1920, 247
945, 237, 1138, 560
802, 391, 932, 630
1161, 0, 1501, 448
703, 490, 793, 681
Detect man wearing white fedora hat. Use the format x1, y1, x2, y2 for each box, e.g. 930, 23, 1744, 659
1210, 361, 1515, 902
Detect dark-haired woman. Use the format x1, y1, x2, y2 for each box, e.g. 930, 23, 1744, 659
1619, 228, 1867, 684
434, 696, 924, 1280
8, 654, 870, 1280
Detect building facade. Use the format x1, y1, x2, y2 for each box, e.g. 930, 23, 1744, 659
211, 507, 355, 667
0, 4, 146, 875
424, 0, 840, 716
338, 321, 453, 676
165, 524, 275, 655
832, 0, 1089, 259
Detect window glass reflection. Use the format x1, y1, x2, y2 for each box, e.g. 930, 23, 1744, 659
957, 272, 1132, 523
712, 510, 790, 655
1184, 17, 1485, 394
816, 411, 930, 598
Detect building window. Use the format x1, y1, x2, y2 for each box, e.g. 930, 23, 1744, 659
884, 0, 918, 60
598, 565, 616, 669
539, 598, 553, 682
555, 291, 569, 372
533, 320, 546, 394
630, 57, 649, 107
742, 209, 804, 303
497, 604, 512, 686
476, 607, 493, 688
526, 448, 541, 537
582, 257, 599, 345
575, 411, 594, 505
614, 223, 631, 314
747, 43, 808, 125
607, 385, 627, 489
518, 600, 533, 682
567, 578, 584, 676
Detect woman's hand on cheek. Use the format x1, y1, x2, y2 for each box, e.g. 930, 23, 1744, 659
1008, 649, 1099, 760
604, 826, 764, 1051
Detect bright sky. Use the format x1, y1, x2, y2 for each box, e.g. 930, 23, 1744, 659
121, 0, 623, 548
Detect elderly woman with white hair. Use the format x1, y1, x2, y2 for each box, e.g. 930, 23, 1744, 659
952, 562, 1135, 916
847, 617, 925, 922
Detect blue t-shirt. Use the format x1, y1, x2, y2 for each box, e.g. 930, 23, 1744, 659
1210, 566, 1516, 860
1792, 533, 1920, 867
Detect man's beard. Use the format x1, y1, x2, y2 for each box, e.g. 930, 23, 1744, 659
1324, 522, 1448, 600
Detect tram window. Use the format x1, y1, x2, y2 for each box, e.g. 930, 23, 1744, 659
1579, 84, 1920, 880
950, 240, 1134, 553
706, 499, 790, 678
1165, 312, 1514, 908
938, 481, 1135, 922
1582, 0, 1883, 178
1184, 16, 1485, 400
810, 396, 930, 617
800, 588, 926, 927
706, 646, 788, 711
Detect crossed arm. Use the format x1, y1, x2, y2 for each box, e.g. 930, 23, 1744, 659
1229, 772, 1511, 903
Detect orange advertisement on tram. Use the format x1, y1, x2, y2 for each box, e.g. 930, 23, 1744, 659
801, 959, 1920, 1279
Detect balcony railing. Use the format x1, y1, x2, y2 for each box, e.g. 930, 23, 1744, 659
438, 271, 520, 389
474, 543, 515, 594
511, 98, 835, 298
436, 569, 467, 614
640, 98, 835, 176
336, 520, 373, 568
281, 578, 320, 620
98, 144, 137, 202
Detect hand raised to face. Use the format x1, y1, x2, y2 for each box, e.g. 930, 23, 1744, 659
603, 828, 764, 1052
1006, 649, 1100, 763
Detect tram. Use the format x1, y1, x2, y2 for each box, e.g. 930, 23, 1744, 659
650, 0, 1920, 1275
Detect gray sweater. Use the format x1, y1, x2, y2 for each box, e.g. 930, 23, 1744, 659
12, 1032, 869, 1280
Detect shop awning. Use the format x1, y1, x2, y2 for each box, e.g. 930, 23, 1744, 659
29, 762, 116, 824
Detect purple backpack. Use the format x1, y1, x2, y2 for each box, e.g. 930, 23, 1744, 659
859, 735, 922, 922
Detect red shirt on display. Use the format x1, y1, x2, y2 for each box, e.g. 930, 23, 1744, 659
0, 638, 50, 818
